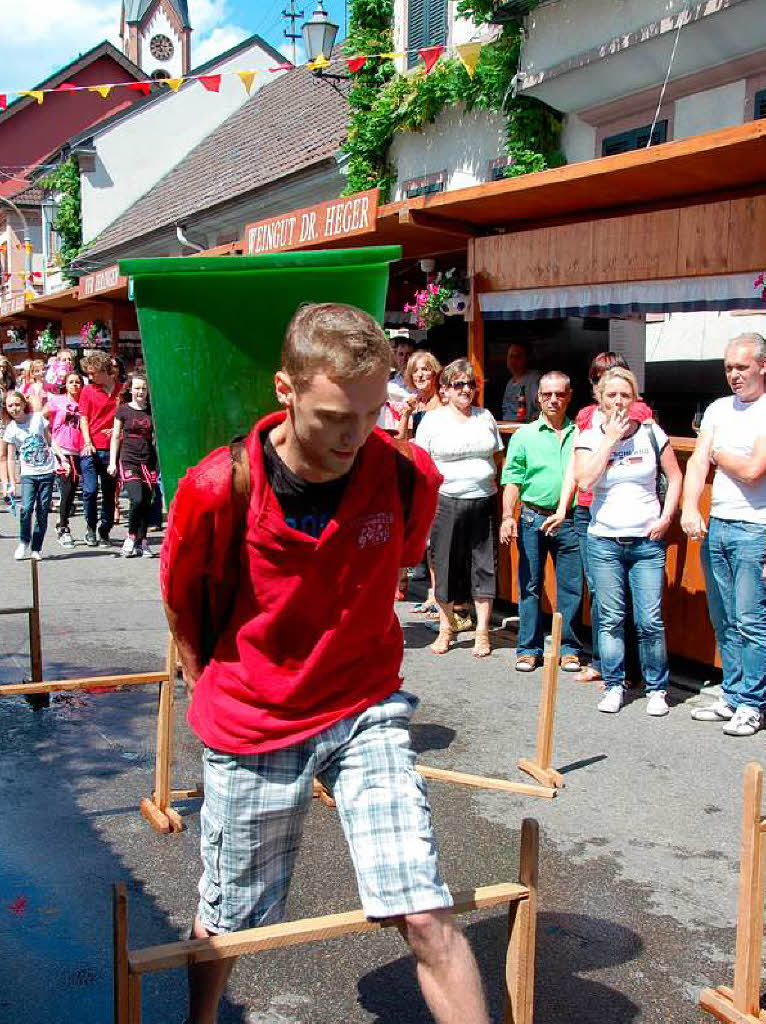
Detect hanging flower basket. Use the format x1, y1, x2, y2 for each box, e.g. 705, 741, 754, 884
34, 322, 61, 356
755, 272, 766, 301
80, 319, 110, 348
404, 268, 470, 329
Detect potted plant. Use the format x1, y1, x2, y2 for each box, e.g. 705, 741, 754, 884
6, 326, 26, 348
34, 322, 61, 355
404, 269, 469, 329
80, 319, 110, 347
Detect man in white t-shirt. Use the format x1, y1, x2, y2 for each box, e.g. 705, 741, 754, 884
682, 333, 766, 737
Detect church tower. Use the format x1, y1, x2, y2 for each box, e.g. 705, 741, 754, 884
120, 1, 192, 79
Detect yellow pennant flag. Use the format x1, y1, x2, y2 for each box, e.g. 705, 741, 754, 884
238, 70, 256, 94
308, 54, 331, 70
20, 90, 44, 104
379, 52, 405, 60
163, 77, 183, 92
456, 42, 482, 79
24, 290, 35, 301
89, 84, 113, 99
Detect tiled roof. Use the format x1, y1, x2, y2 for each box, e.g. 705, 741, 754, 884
82, 57, 350, 258
11, 184, 50, 206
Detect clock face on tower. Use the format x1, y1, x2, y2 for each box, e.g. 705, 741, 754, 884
149, 34, 174, 62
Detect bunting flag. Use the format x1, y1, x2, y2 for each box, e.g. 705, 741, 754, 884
237, 70, 256, 94
0, 95, 6, 112
418, 46, 444, 74
269, 64, 293, 72
54, 83, 77, 93
346, 55, 367, 74
380, 52, 406, 60
163, 77, 183, 92
20, 91, 44, 104
127, 81, 151, 96
199, 74, 221, 92
307, 54, 331, 71
456, 42, 482, 79
89, 85, 113, 99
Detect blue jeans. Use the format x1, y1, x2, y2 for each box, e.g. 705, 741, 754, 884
702, 518, 766, 711
588, 535, 668, 692
20, 474, 54, 551
574, 505, 600, 671
517, 507, 582, 658
81, 449, 116, 537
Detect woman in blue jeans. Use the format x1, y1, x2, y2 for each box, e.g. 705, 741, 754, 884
2, 390, 56, 561
574, 368, 682, 716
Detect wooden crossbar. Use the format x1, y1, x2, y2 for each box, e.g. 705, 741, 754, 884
0, 672, 167, 697
518, 612, 565, 790
129, 882, 529, 974
114, 818, 540, 1024
699, 762, 766, 1024
416, 765, 556, 799
0, 606, 34, 616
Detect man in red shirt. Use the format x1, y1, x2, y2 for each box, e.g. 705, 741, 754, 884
79, 352, 118, 547
162, 304, 491, 1024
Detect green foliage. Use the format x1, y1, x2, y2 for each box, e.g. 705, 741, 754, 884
41, 156, 82, 283
342, 0, 564, 200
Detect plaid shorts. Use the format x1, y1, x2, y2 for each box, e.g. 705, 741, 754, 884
197, 691, 453, 933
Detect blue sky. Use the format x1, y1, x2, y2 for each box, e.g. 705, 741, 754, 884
0, 0, 350, 94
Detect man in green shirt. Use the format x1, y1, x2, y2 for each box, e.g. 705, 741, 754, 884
500, 371, 583, 672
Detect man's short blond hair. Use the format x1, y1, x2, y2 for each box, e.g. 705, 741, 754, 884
282, 303, 390, 393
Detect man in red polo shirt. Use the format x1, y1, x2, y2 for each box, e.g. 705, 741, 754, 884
162, 304, 491, 1024
79, 352, 118, 547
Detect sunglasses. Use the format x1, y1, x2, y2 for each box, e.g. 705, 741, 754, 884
449, 380, 476, 391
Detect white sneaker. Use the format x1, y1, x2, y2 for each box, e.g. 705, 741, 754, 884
140, 539, 154, 558
31, 550, 42, 561
121, 537, 137, 558
691, 699, 734, 722
13, 543, 31, 561
598, 686, 623, 714
722, 706, 762, 737
646, 692, 669, 717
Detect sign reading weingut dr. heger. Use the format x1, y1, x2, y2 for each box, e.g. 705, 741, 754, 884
244, 189, 379, 256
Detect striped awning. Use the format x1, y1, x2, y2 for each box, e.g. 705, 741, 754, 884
480, 272, 765, 321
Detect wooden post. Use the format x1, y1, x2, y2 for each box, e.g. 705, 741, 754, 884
113, 883, 129, 1024
28, 559, 42, 682
139, 637, 184, 834
505, 818, 539, 1024
733, 762, 764, 1017
128, 975, 142, 1024
518, 612, 565, 789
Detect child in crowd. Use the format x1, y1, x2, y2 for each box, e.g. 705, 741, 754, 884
2, 390, 56, 560
108, 374, 157, 558
46, 372, 84, 548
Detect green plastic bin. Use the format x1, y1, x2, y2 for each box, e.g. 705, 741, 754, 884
120, 246, 401, 501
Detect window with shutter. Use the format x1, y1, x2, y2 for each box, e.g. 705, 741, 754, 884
408, 0, 447, 68
602, 120, 668, 157
755, 89, 766, 120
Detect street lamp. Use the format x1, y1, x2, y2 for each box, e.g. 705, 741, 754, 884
301, 1, 349, 81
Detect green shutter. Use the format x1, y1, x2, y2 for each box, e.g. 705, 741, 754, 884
427, 0, 448, 47
408, 0, 426, 67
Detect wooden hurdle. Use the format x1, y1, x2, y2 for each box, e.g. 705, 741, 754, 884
114, 817, 540, 1024
0, 560, 43, 684
518, 612, 565, 790
700, 761, 766, 1024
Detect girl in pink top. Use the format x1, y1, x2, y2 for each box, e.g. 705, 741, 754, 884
45, 371, 83, 548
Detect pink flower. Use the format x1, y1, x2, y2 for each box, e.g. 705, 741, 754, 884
755, 272, 765, 287
429, 283, 439, 294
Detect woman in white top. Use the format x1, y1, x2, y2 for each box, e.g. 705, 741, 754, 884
574, 368, 682, 717
3, 389, 56, 561
414, 358, 503, 657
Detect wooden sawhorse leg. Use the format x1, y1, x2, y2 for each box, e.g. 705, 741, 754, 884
518, 612, 565, 790
140, 638, 184, 834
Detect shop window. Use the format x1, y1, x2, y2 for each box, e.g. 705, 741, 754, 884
408, 0, 448, 69
488, 156, 513, 181
755, 89, 766, 120
402, 171, 446, 199
602, 120, 668, 156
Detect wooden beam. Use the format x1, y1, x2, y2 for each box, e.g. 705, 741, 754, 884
700, 985, 763, 1024
733, 763, 764, 1016
138, 797, 171, 835
0, 671, 167, 696
113, 884, 129, 1024
505, 819, 539, 1024
0, 606, 34, 616
416, 764, 556, 800
29, 559, 42, 683
398, 208, 477, 238
128, 883, 529, 974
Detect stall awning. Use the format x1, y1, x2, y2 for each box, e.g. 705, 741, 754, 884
479, 273, 766, 321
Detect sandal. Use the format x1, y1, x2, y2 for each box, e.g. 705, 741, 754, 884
573, 665, 602, 684
429, 630, 454, 655
472, 630, 491, 658
412, 601, 438, 615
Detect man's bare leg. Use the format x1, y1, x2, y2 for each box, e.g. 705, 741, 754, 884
188, 917, 236, 1024
397, 909, 490, 1024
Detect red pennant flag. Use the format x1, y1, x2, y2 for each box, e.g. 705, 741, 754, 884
346, 56, 367, 74
0, 95, 6, 111
32, 271, 42, 279
199, 75, 221, 93
418, 46, 444, 74
269, 64, 292, 72
54, 83, 77, 93
127, 81, 152, 96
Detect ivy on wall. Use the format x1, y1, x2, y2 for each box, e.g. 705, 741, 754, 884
342, 0, 564, 200
41, 156, 82, 283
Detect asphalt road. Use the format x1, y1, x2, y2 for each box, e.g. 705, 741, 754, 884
0, 504, 762, 1024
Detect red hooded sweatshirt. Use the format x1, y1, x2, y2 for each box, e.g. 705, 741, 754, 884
160, 411, 442, 755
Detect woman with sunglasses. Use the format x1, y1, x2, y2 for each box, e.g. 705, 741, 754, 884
414, 359, 503, 658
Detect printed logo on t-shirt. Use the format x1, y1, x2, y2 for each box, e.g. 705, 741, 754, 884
19, 433, 50, 469
357, 512, 393, 548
